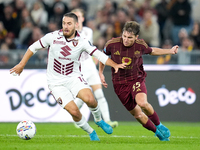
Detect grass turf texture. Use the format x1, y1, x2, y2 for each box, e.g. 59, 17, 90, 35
0, 122, 200, 150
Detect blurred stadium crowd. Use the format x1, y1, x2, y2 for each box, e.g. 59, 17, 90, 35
0, 0, 200, 66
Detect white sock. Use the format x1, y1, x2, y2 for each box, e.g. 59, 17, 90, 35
75, 116, 93, 134
74, 98, 84, 109
89, 104, 102, 122
94, 89, 111, 122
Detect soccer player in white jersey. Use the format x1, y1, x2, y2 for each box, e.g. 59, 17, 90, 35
71, 8, 118, 128
10, 13, 126, 141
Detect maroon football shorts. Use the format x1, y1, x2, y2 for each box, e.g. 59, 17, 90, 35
113, 79, 147, 111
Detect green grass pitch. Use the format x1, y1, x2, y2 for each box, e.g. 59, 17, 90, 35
0, 122, 200, 150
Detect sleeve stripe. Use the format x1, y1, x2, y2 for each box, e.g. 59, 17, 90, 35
39, 39, 45, 48
89, 48, 98, 56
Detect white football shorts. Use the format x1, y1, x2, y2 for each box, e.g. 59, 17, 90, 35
48, 75, 91, 108
81, 57, 101, 86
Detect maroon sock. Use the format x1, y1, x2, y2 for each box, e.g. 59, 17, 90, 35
148, 111, 160, 126
142, 119, 157, 132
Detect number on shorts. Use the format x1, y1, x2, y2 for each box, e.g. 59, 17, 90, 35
78, 76, 87, 85
132, 82, 141, 92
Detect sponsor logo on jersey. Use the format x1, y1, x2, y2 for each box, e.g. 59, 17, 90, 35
114, 51, 120, 55
60, 45, 71, 57
53, 40, 66, 45
122, 57, 132, 65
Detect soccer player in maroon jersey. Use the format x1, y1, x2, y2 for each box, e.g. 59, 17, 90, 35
99, 21, 179, 141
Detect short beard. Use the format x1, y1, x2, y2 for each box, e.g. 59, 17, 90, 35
64, 28, 75, 39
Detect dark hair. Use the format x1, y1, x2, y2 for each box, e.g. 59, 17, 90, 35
63, 12, 78, 22
123, 21, 140, 35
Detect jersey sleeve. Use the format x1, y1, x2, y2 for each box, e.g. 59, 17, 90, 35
28, 33, 52, 54
82, 39, 97, 54
143, 46, 152, 55
88, 28, 93, 44
92, 50, 108, 64
103, 41, 111, 55
141, 40, 152, 54
83, 39, 108, 64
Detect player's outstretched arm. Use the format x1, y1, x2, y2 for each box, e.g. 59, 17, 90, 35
150, 45, 179, 56
10, 49, 34, 75
92, 50, 126, 73
105, 58, 127, 73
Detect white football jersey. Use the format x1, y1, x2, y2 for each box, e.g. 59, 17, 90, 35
78, 26, 93, 62
79, 26, 93, 43
29, 29, 108, 85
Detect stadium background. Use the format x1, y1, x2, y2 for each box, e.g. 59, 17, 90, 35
0, 0, 200, 123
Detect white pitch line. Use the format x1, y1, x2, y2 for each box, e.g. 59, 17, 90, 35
0, 134, 199, 139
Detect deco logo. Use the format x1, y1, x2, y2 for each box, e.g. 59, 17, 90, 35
155, 86, 196, 107
6, 70, 60, 120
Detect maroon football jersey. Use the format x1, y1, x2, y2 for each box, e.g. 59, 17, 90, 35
104, 37, 152, 84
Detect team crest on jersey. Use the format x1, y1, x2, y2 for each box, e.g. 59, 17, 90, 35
122, 57, 132, 65
57, 97, 63, 105
72, 40, 78, 47
134, 50, 140, 58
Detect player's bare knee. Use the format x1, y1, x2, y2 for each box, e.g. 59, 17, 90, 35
137, 101, 148, 109
134, 113, 143, 120
83, 96, 97, 107
87, 99, 97, 108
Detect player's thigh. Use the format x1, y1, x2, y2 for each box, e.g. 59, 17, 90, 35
77, 88, 97, 107
69, 75, 91, 99
49, 84, 74, 108
133, 80, 148, 106
135, 92, 148, 107
86, 71, 101, 86
81, 59, 101, 86
114, 83, 137, 111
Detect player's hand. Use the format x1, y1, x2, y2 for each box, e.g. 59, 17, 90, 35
114, 63, 127, 73
99, 73, 108, 88
10, 64, 24, 76
171, 45, 179, 54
